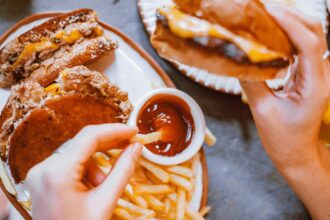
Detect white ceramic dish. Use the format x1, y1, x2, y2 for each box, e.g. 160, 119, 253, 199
129, 88, 206, 165
0, 12, 207, 218
137, 0, 328, 94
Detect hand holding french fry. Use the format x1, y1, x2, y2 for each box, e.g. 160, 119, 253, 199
25, 124, 142, 220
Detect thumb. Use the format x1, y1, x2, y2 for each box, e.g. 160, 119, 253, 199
88, 143, 143, 216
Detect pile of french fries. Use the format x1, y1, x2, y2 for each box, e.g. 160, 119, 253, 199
93, 150, 211, 220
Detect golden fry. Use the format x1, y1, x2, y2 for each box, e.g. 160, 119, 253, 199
169, 174, 193, 191
138, 158, 170, 183
144, 194, 166, 212
185, 205, 205, 220
117, 199, 155, 218
176, 189, 186, 220
167, 166, 193, 178
113, 208, 134, 220
134, 184, 173, 195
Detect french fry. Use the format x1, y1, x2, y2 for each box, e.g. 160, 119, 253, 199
167, 166, 193, 178
144, 171, 163, 185
134, 184, 173, 195
185, 205, 204, 220
164, 198, 171, 215
176, 189, 186, 220
200, 206, 212, 217
144, 194, 166, 212
106, 149, 123, 158
93, 152, 111, 168
117, 199, 155, 218
169, 174, 193, 192
205, 127, 217, 146
167, 193, 177, 203
191, 153, 201, 177
131, 132, 162, 144
113, 208, 134, 220
138, 159, 170, 183
124, 184, 148, 208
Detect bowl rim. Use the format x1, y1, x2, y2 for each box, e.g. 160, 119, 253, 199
128, 88, 206, 165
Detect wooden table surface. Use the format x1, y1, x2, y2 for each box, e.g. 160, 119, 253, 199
1, 0, 328, 219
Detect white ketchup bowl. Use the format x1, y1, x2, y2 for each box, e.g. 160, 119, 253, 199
128, 88, 205, 165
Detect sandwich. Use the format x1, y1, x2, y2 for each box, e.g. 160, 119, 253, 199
151, 0, 294, 81
0, 9, 117, 88
0, 66, 132, 189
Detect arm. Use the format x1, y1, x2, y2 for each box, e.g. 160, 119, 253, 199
241, 5, 330, 220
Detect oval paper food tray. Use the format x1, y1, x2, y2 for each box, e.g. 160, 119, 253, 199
138, 0, 328, 94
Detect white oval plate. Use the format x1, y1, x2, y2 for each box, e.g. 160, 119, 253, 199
0, 13, 206, 218
138, 0, 328, 94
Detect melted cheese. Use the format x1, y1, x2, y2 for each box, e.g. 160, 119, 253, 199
158, 7, 288, 63
44, 83, 61, 96
13, 39, 59, 67
54, 29, 83, 44
13, 27, 102, 68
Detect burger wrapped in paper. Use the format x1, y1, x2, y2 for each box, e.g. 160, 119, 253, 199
151, 0, 294, 81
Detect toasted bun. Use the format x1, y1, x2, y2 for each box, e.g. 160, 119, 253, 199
151, 0, 294, 81
0, 66, 132, 183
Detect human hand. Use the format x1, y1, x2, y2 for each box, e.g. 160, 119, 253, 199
241, 5, 330, 169
0, 189, 9, 219
26, 123, 142, 220
241, 5, 330, 219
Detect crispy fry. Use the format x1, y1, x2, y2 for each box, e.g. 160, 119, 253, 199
185, 205, 205, 220
131, 132, 162, 145
93, 152, 111, 168
199, 206, 211, 217
169, 174, 193, 191
124, 184, 148, 209
144, 194, 166, 212
144, 170, 163, 185
176, 189, 186, 220
134, 184, 173, 195
191, 153, 201, 177
164, 198, 171, 215
117, 199, 155, 218
113, 208, 134, 220
205, 127, 217, 146
167, 166, 193, 178
138, 158, 170, 183
167, 193, 177, 203
106, 149, 123, 158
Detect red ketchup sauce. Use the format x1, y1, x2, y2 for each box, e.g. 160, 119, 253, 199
137, 94, 195, 156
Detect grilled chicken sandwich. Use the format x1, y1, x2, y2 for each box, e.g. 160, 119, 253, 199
0, 9, 117, 87
0, 66, 132, 185
151, 0, 294, 81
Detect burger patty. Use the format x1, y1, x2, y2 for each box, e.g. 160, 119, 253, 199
157, 13, 288, 68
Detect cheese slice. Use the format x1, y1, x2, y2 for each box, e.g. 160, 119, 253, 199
158, 7, 288, 63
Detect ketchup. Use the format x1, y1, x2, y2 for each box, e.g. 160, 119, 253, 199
137, 94, 194, 156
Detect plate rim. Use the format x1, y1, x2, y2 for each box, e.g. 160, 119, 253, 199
0, 12, 209, 219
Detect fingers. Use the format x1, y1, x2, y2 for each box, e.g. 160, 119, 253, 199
265, 4, 327, 92
240, 81, 275, 107
89, 143, 143, 214
63, 123, 138, 167
85, 160, 106, 187
265, 4, 326, 56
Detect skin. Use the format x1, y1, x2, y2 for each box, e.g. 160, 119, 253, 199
0, 189, 9, 218
26, 123, 142, 220
241, 5, 330, 220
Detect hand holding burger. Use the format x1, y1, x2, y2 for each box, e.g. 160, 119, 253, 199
241, 5, 330, 220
